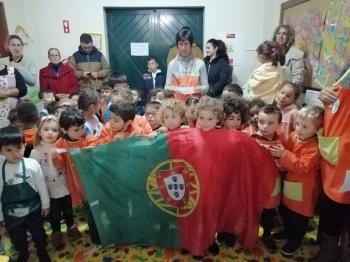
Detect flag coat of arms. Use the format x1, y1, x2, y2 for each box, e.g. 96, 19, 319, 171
71, 129, 277, 256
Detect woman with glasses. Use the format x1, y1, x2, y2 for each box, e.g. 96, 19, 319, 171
272, 24, 305, 86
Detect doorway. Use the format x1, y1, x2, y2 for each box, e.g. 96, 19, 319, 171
105, 7, 204, 88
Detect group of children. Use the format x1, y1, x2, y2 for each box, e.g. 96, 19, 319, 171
0, 64, 326, 261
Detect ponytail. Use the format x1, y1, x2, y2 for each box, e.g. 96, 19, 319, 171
257, 41, 285, 67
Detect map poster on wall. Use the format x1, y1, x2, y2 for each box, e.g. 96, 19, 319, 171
215, 33, 245, 66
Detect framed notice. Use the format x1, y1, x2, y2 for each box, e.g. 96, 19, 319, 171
90, 33, 102, 50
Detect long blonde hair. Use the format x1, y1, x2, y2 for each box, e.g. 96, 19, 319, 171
34, 115, 60, 146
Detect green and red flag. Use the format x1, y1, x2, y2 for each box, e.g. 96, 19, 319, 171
70, 129, 277, 256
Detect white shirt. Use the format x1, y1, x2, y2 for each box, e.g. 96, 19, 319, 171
30, 142, 70, 199
0, 156, 50, 221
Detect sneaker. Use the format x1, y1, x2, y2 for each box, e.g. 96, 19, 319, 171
272, 230, 288, 242
280, 241, 301, 257
207, 241, 220, 255
217, 232, 236, 247
67, 226, 82, 241
262, 235, 277, 252
51, 232, 64, 250
192, 255, 204, 261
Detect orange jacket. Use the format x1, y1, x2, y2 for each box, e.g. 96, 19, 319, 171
54, 135, 99, 206
280, 132, 321, 217
320, 86, 350, 204
99, 122, 139, 143
132, 115, 152, 136
23, 128, 37, 146
251, 131, 281, 209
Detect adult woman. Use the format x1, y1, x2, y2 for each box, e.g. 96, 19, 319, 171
272, 24, 304, 86
0, 64, 27, 127
0, 35, 37, 97
204, 39, 231, 97
39, 48, 80, 100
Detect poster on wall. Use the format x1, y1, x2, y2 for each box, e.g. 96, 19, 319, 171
215, 33, 245, 66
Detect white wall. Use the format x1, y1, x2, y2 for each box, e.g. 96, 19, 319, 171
3, 0, 285, 86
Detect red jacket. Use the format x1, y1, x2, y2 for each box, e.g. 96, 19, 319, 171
39, 63, 80, 95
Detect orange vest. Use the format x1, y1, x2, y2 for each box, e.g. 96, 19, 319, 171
54, 135, 98, 206
100, 122, 139, 143
280, 132, 321, 217
172, 76, 201, 101
251, 132, 281, 209
319, 86, 350, 204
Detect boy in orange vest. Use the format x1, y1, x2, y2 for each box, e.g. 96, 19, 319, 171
251, 104, 283, 251
270, 106, 324, 257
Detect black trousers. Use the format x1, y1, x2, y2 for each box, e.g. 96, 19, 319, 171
7, 210, 48, 259
50, 195, 74, 232
319, 194, 350, 238
279, 203, 309, 245
83, 202, 101, 245
261, 208, 276, 236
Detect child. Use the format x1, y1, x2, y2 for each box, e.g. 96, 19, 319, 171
274, 81, 300, 137
141, 56, 166, 105
147, 88, 165, 103
108, 71, 128, 89
77, 88, 103, 137
0, 126, 51, 262
270, 106, 324, 257
245, 41, 284, 104
38, 90, 56, 117
130, 88, 144, 116
144, 101, 162, 131
11, 100, 39, 158
100, 100, 138, 142
251, 104, 283, 251
55, 108, 100, 244
196, 96, 224, 131
222, 84, 243, 100
99, 81, 112, 123
160, 99, 186, 131
30, 115, 81, 249
242, 98, 266, 135
223, 98, 248, 131
185, 96, 199, 128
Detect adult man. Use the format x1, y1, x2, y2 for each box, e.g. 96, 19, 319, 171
68, 33, 110, 90
165, 27, 208, 101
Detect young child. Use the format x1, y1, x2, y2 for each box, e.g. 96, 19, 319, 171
130, 88, 144, 116
30, 115, 81, 249
141, 56, 166, 105
196, 96, 224, 131
223, 98, 248, 131
100, 100, 138, 142
274, 81, 300, 137
0, 126, 51, 262
245, 41, 284, 104
147, 88, 165, 103
270, 106, 324, 257
222, 84, 243, 100
55, 107, 100, 244
185, 96, 199, 128
144, 101, 162, 131
160, 99, 186, 131
242, 98, 266, 135
77, 88, 103, 137
251, 104, 283, 251
10, 100, 39, 158
38, 90, 56, 117
108, 71, 128, 89
100, 81, 111, 123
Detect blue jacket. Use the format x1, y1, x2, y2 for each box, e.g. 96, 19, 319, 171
141, 70, 165, 104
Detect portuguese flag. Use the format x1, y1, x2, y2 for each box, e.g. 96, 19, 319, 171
71, 129, 277, 256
